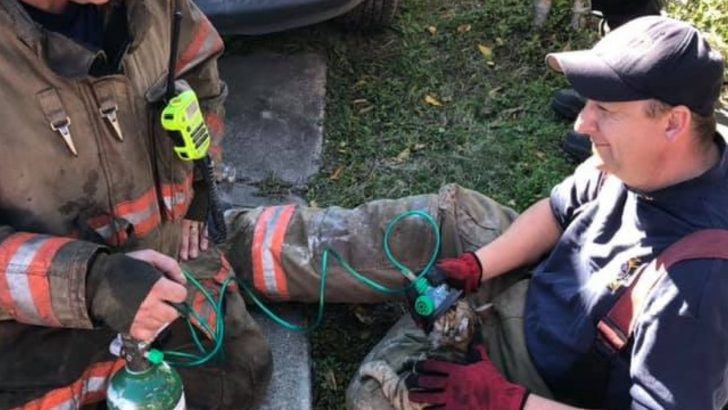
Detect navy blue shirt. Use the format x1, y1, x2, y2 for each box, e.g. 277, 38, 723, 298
525, 137, 728, 409
22, 2, 103, 51
21, 2, 130, 76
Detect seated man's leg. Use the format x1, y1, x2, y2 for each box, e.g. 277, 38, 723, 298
478, 278, 551, 398
223, 183, 519, 304
174, 249, 273, 410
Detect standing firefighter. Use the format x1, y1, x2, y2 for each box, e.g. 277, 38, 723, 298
223, 16, 728, 410
0, 1, 272, 409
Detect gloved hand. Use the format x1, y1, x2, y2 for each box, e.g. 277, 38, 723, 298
437, 252, 483, 294
86, 251, 187, 340
406, 344, 529, 410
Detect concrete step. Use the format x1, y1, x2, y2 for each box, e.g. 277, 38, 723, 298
251, 307, 312, 410
218, 51, 327, 410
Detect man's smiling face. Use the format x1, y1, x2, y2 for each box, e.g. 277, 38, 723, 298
574, 99, 672, 188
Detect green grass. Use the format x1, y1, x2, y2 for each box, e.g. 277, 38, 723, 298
226, 1, 727, 408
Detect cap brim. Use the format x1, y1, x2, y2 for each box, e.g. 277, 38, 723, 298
546, 51, 649, 102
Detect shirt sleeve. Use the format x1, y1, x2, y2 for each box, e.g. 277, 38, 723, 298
629, 258, 728, 410
549, 157, 606, 229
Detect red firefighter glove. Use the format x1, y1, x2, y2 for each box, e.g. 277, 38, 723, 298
406, 344, 529, 410
436, 251, 483, 294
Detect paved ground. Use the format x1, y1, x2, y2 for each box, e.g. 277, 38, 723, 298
218, 52, 327, 410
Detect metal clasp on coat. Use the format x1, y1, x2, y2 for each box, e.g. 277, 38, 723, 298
100, 105, 124, 141
50, 117, 78, 156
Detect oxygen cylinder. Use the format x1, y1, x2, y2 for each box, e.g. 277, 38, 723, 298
107, 334, 185, 410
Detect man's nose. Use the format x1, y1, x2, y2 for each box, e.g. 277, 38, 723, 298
574, 101, 597, 135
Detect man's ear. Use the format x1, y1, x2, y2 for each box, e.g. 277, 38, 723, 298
665, 106, 691, 142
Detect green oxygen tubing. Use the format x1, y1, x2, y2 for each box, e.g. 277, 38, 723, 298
116, 209, 442, 375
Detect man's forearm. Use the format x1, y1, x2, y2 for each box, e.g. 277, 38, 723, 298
474, 198, 561, 281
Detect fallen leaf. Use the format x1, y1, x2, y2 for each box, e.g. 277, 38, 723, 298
426, 25, 437, 35
457, 24, 471, 33
329, 166, 344, 181
324, 369, 338, 390
535, 151, 546, 159
424, 94, 443, 106
395, 148, 411, 163
309, 200, 319, 208
501, 106, 524, 117
478, 44, 494, 61
352, 98, 368, 106
413, 143, 426, 151
488, 86, 503, 98
496, 37, 505, 46
358, 105, 375, 114
353, 306, 375, 325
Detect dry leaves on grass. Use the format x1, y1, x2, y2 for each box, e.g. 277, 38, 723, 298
478, 44, 496, 67
329, 166, 344, 181
424, 94, 443, 106
324, 369, 338, 390
354, 305, 376, 325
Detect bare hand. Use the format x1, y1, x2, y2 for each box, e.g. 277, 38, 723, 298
179, 219, 209, 261
126, 250, 188, 341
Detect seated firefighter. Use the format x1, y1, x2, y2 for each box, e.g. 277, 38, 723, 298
0, 1, 272, 409
223, 16, 727, 409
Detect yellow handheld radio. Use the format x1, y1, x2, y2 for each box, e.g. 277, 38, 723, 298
161, 90, 211, 161
160, 5, 227, 243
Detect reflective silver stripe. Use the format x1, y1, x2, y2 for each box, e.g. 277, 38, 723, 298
7, 235, 46, 324
52, 375, 108, 410
92, 204, 158, 239
124, 204, 157, 226
163, 191, 188, 209
86, 376, 107, 395
261, 206, 286, 295
93, 224, 114, 240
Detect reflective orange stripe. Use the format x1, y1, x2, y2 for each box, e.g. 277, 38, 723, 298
205, 112, 224, 139
251, 205, 295, 299
0, 233, 71, 326
252, 207, 275, 295
13, 360, 124, 410
175, 14, 223, 76
213, 254, 237, 291
0, 233, 31, 318
190, 290, 215, 339
269, 206, 294, 299
88, 187, 162, 245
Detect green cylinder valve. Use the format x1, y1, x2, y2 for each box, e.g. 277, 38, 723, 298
107, 335, 185, 410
